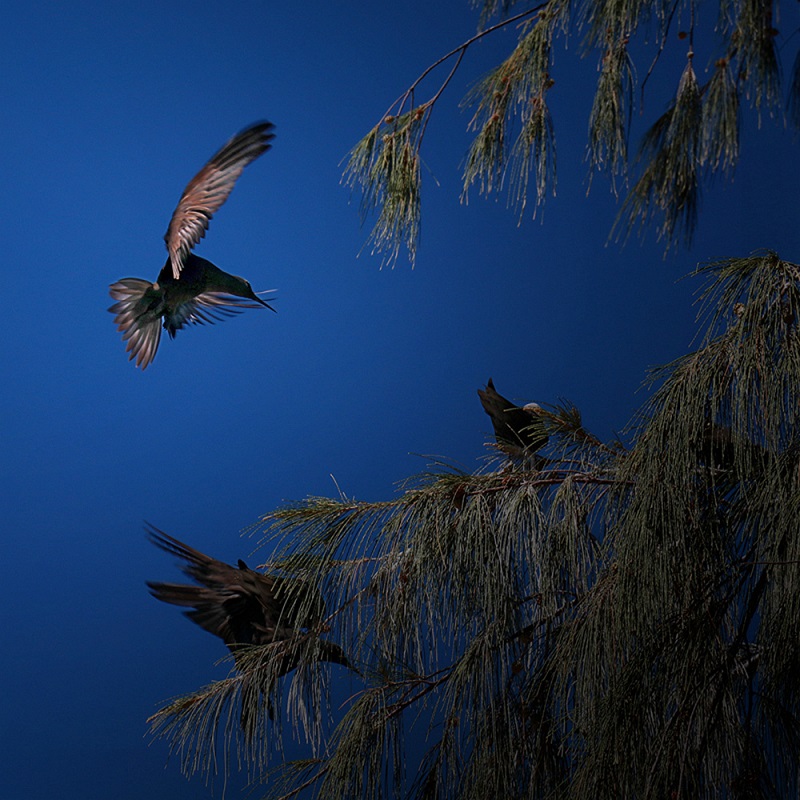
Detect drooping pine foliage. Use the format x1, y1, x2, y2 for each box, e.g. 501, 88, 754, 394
150, 252, 800, 797
342, 1, 799, 265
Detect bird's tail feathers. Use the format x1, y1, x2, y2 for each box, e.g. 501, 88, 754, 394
108, 279, 162, 369
109, 277, 152, 302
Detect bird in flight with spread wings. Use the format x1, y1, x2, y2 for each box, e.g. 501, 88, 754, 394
146, 524, 351, 670
109, 122, 276, 369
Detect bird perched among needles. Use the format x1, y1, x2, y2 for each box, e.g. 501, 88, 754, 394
109, 122, 276, 369
146, 524, 351, 670
478, 377, 549, 457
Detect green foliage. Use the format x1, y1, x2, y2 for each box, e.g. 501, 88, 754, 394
734, 0, 782, 114
558, 251, 800, 797
701, 58, 739, 173
587, 37, 634, 191
342, 1, 800, 265
150, 252, 800, 796
472, 0, 525, 29
613, 57, 702, 247
344, 110, 425, 267
462, 15, 560, 217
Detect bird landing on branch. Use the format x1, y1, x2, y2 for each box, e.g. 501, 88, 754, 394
146, 523, 357, 725
146, 523, 350, 663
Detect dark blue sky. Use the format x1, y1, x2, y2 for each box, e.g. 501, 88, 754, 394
1, 1, 798, 797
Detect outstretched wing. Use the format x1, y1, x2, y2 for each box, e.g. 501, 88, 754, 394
146, 524, 325, 649
146, 524, 356, 704
164, 121, 275, 280
163, 292, 274, 339
146, 523, 282, 648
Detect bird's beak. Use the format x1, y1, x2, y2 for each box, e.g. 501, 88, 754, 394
255, 290, 277, 312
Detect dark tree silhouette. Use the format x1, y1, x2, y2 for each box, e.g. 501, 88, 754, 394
150, 253, 800, 798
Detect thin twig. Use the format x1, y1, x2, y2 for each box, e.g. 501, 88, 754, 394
640, 0, 683, 109
380, 4, 547, 122
275, 764, 330, 800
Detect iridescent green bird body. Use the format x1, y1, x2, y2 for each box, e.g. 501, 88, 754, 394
109, 122, 276, 369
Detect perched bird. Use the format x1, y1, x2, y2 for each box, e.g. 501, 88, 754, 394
109, 122, 276, 369
146, 524, 351, 671
478, 377, 548, 455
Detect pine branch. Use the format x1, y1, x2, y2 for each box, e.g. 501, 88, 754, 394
152, 254, 800, 794
345, 1, 799, 264
342, 4, 546, 267
613, 55, 702, 248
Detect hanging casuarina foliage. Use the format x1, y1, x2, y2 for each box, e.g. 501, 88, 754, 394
342, 1, 799, 265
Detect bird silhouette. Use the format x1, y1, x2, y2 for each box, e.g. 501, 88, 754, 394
109, 122, 276, 369
146, 524, 350, 668
478, 378, 548, 456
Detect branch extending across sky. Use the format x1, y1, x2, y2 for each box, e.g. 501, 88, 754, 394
344, 0, 800, 266
379, 4, 545, 122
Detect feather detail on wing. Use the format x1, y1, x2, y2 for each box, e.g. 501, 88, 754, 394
146, 524, 275, 646
146, 524, 313, 650
163, 292, 272, 338
108, 278, 162, 369
164, 121, 275, 279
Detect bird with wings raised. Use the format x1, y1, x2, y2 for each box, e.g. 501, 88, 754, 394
146, 524, 351, 669
108, 122, 276, 369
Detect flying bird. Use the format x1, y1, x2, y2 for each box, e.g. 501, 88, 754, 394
146, 524, 350, 669
109, 122, 276, 369
478, 378, 548, 455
